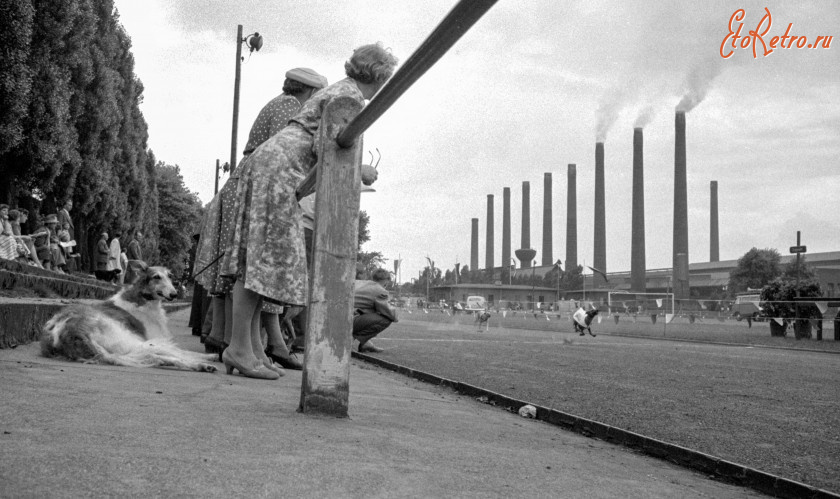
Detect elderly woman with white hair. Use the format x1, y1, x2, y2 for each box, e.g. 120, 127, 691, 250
220, 43, 399, 379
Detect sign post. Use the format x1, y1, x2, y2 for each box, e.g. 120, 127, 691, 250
790, 231, 806, 335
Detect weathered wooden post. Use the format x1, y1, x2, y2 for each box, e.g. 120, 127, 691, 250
296, 0, 500, 417
298, 96, 364, 417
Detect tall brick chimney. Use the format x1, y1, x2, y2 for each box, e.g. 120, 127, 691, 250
502, 187, 511, 276
518, 182, 531, 268
673, 111, 690, 299
631, 128, 646, 292
485, 194, 494, 272
593, 143, 607, 287
516, 181, 534, 269
542, 173, 553, 266
710, 180, 719, 262
470, 218, 479, 272
565, 164, 577, 269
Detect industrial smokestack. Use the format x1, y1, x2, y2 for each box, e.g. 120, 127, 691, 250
470, 218, 479, 272
565, 164, 577, 269
516, 181, 533, 269
710, 180, 719, 262
593, 143, 606, 287
631, 128, 646, 292
502, 187, 511, 275
486, 194, 494, 272
542, 173, 553, 266
673, 111, 690, 299
519, 181, 531, 268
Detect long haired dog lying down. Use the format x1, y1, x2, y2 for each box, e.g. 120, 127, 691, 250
41, 265, 218, 372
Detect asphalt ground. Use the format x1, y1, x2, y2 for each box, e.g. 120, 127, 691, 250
369, 312, 840, 494
0, 309, 768, 498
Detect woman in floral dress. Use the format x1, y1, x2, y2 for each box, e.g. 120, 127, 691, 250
220, 43, 398, 379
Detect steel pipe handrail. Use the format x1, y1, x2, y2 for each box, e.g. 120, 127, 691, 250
336, 0, 499, 148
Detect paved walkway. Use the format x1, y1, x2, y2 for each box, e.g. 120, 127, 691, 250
0, 309, 761, 498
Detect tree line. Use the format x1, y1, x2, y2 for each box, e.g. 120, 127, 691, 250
0, 0, 203, 278
402, 263, 585, 297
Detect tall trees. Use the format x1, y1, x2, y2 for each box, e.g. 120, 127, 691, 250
0, 0, 167, 271
728, 248, 782, 294
0, 0, 92, 203
155, 162, 203, 279
0, 0, 35, 162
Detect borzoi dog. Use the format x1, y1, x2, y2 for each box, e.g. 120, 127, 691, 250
41, 265, 218, 372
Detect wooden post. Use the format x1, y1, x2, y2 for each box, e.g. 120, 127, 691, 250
298, 95, 364, 417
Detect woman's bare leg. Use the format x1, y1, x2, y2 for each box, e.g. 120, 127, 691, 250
226, 280, 261, 368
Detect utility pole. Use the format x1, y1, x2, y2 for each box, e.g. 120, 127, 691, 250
230, 25, 243, 173
214, 159, 220, 194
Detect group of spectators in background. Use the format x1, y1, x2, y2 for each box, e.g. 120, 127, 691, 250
0, 200, 144, 285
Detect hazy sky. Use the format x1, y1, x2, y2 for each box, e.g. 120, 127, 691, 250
113, 0, 839, 282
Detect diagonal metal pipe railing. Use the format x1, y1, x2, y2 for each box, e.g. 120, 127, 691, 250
296, 0, 499, 200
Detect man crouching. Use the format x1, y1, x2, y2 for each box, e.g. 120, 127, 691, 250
353, 268, 398, 353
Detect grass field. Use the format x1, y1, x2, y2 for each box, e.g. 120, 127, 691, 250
369, 312, 840, 494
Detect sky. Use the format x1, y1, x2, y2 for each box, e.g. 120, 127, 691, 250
113, 0, 840, 283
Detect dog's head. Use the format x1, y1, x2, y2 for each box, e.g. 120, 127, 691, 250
135, 265, 178, 302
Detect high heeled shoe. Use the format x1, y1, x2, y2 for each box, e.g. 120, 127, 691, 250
262, 359, 286, 376
266, 348, 303, 370
204, 336, 229, 362
222, 350, 280, 380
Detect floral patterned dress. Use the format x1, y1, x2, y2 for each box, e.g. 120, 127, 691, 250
195, 95, 302, 296
221, 78, 365, 306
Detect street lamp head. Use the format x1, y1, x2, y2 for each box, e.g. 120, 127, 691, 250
244, 32, 263, 53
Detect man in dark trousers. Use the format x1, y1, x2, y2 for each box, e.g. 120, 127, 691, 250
353, 268, 398, 353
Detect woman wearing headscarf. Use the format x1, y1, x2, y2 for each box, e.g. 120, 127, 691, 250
220, 43, 398, 379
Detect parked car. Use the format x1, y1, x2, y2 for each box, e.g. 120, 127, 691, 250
464, 295, 486, 312
731, 293, 762, 321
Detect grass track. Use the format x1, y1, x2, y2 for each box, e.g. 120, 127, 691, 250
370, 313, 840, 493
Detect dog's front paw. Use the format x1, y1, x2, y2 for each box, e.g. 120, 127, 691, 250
201, 364, 218, 373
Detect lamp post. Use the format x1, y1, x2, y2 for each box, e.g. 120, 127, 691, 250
229, 25, 263, 173
554, 259, 562, 303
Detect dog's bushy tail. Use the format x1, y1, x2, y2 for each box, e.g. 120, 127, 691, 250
41, 307, 100, 361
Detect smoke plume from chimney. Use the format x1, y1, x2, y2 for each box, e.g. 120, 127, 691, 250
676, 57, 723, 112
